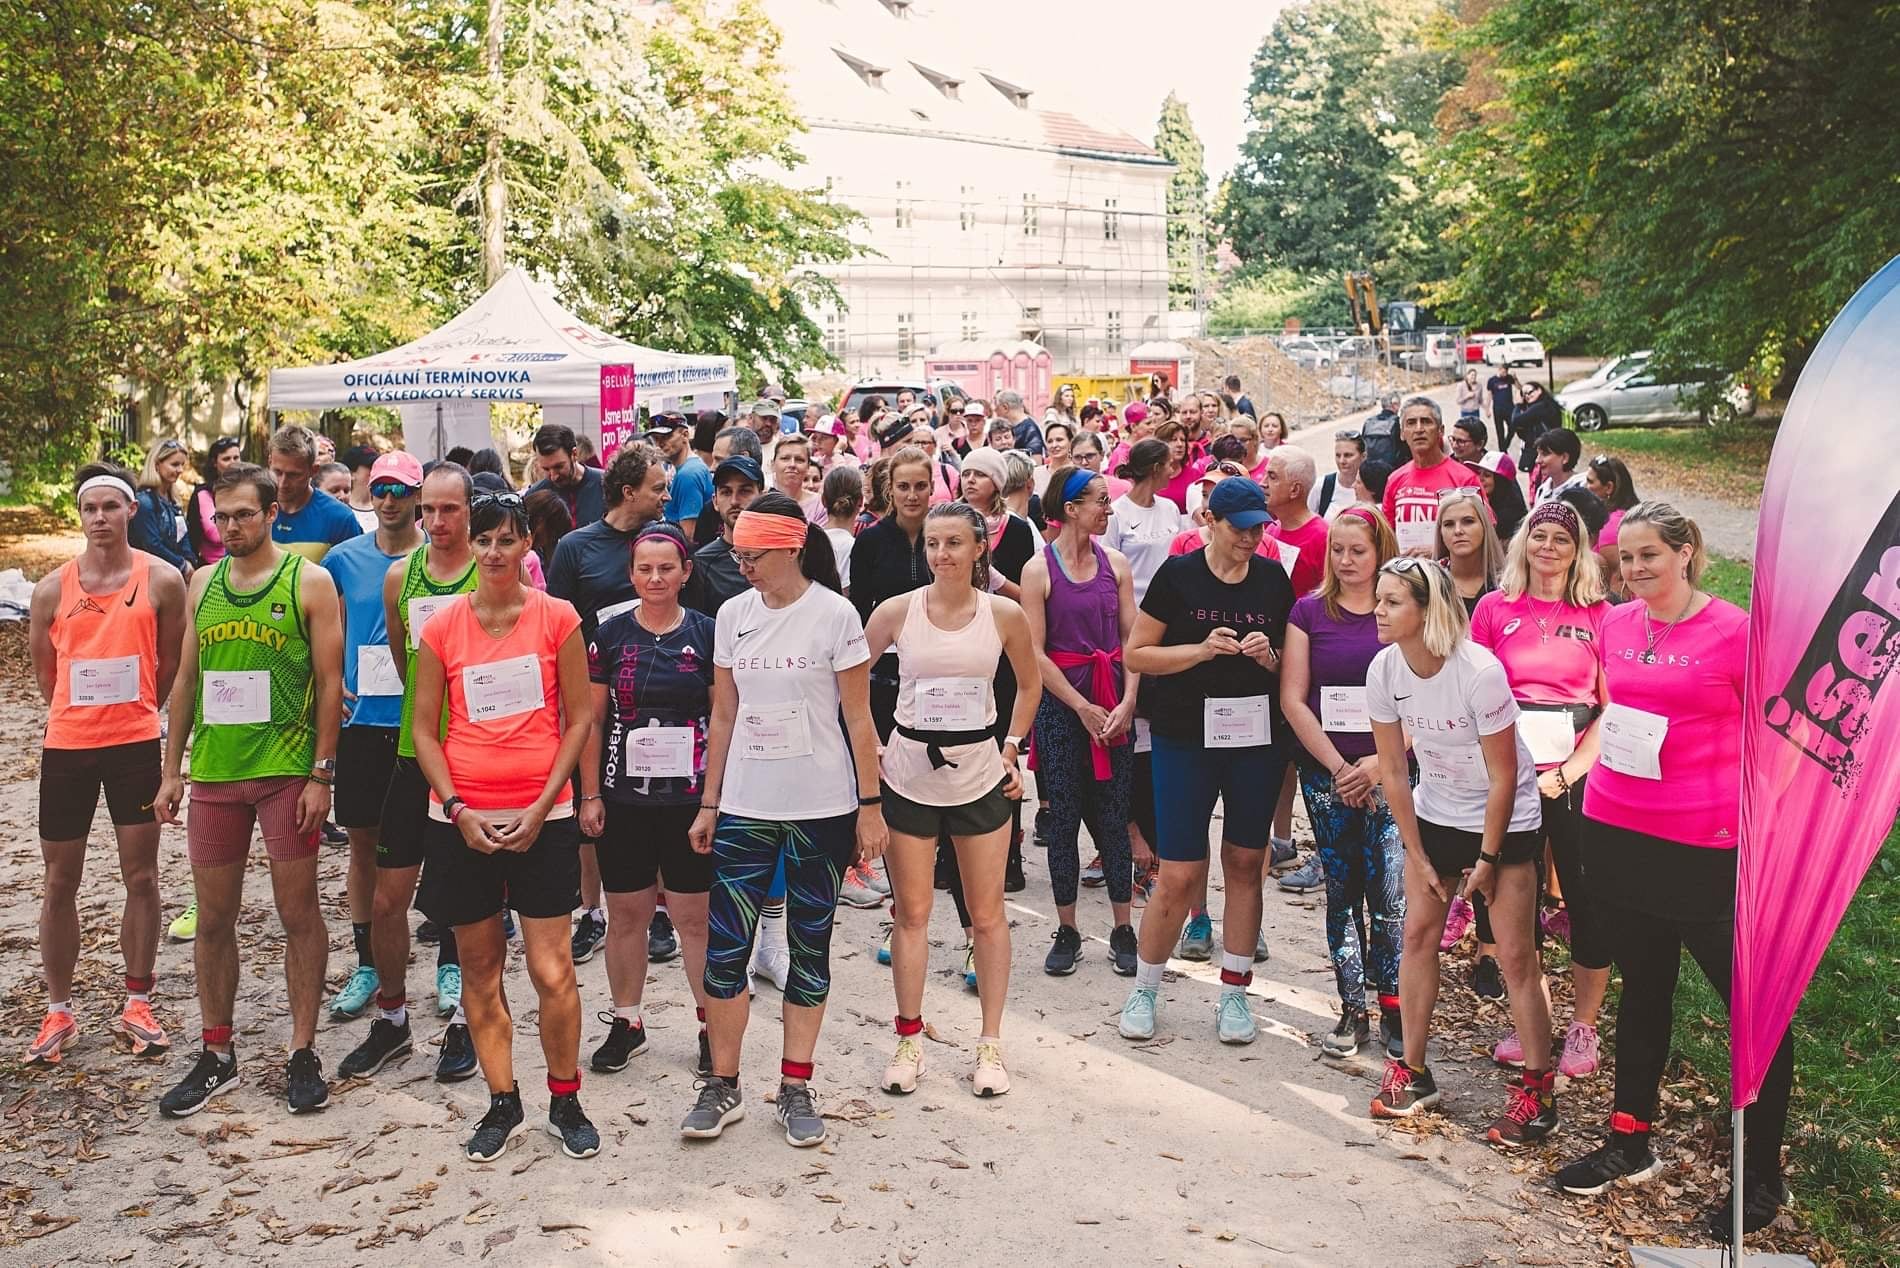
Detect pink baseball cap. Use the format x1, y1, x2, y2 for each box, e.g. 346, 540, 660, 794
1123, 401, 1149, 427
1470, 449, 1517, 481
805, 413, 848, 438
369, 450, 425, 486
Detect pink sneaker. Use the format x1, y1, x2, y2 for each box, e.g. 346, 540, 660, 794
1540, 906, 1572, 946
1440, 896, 1474, 951
1493, 1029, 1525, 1068
1558, 1021, 1600, 1080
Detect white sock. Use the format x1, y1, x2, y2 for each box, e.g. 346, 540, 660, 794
127, 989, 151, 1004
380, 1004, 408, 1027
1271, 834, 1293, 850
1135, 958, 1166, 990
48, 1000, 73, 1017
451, 1003, 467, 1026
1221, 951, 1252, 976
614, 1005, 641, 1025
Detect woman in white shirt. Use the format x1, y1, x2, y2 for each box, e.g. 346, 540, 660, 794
679, 493, 886, 1150
1102, 439, 1186, 604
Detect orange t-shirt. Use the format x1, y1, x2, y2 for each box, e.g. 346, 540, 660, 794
419, 587, 582, 813
45, 552, 160, 750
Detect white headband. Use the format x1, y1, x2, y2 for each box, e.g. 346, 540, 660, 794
77, 474, 136, 503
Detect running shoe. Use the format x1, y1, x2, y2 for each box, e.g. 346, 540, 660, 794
1003, 854, 1025, 893
962, 943, 977, 992
436, 1023, 477, 1082
160, 1049, 239, 1117
286, 1046, 330, 1114
1379, 1007, 1404, 1060
1440, 895, 1475, 950
1131, 865, 1156, 906
466, 1087, 526, 1162
1080, 854, 1105, 888
1253, 929, 1270, 963
1486, 1081, 1558, 1148
27, 1010, 79, 1066
1703, 1173, 1788, 1237
649, 909, 680, 963
875, 925, 893, 966
112, 999, 170, 1056
591, 1014, 647, 1072
502, 908, 518, 941
1540, 905, 1572, 947
338, 1018, 412, 1078
1108, 923, 1138, 977
838, 863, 887, 909
883, 1035, 924, 1095
1557, 1022, 1601, 1081
328, 964, 379, 1020
1176, 912, 1214, 961
1216, 992, 1257, 1045
972, 1041, 1009, 1097
681, 1078, 745, 1138
1471, 954, 1504, 999
774, 1082, 826, 1147
1268, 836, 1299, 875
570, 910, 607, 964
1043, 925, 1082, 975
865, 858, 892, 896
1118, 986, 1159, 1040
415, 918, 443, 945
695, 1029, 713, 1078
320, 820, 348, 847
167, 902, 198, 943
1277, 854, 1325, 893
436, 964, 462, 1017
1493, 1030, 1526, 1069
1370, 1059, 1441, 1118
547, 1092, 601, 1159
1322, 1009, 1369, 1058
1554, 1137, 1665, 1196
933, 852, 953, 891
750, 909, 791, 991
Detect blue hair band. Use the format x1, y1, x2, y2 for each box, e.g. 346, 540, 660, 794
1061, 468, 1096, 504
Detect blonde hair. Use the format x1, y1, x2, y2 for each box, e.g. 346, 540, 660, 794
138, 438, 188, 497
883, 444, 933, 484
1499, 501, 1606, 606
1434, 488, 1504, 588
1381, 557, 1469, 658
1618, 500, 1708, 586
1320, 508, 1397, 621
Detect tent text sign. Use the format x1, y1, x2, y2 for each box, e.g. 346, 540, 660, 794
599, 365, 636, 462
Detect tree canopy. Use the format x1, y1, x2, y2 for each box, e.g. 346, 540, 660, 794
1155, 93, 1210, 311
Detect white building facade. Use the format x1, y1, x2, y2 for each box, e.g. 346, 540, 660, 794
763, 0, 1174, 379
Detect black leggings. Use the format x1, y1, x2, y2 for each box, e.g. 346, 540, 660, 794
1600, 895, 1793, 1177
1541, 779, 1609, 969
878, 671, 980, 929
1036, 699, 1132, 906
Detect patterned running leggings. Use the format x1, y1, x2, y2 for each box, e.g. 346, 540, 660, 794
1035, 698, 1133, 906
704, 812, 859, 1008
1298, 764, 1406, 1009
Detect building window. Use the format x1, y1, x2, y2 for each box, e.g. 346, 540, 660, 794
1022, 194, 1038, 237
961, 311, 979, 341
959, 186, 975, 231
824, 311, 846, 357
1105, 311, 1123, 354
895, 180, 912, 230
896, 313, 914, 365
1103, 198, 1119, 241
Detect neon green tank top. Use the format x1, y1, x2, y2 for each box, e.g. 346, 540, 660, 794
396, 545, 479, 758
191, 553, 315, 782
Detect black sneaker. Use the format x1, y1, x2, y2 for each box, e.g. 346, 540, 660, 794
1379, 1008, 1404, 1060
547, 1091, 600, 1159
1370, 1058, 1441, 1118
1044, 925, 1083, 976
466, 1086, 526, 1162
338, 1018, 413, 1078
1322, 1009, 1370, 1058
1703, 1172, 1787, 1237
590, 1012, 647, 1073
415, 918, 444, 945
1108, 924, 1138, 977
1003, 853, 1026, 894
286, 1047, 330, 1114
160, 1048, 240, 1117
933, 852, 953, 891
1486, 1080, 1558, 1148
1554, 1137, 1665, 1196
436, 1022, 478, 1082
696, 1029, 713, 1078
648, 910, 679, 963
320, 820, 348, 847
1471, 955, 1504, 999
570, 911, 607, 964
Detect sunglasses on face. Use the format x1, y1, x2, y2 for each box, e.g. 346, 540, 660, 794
369, 481, 419, 499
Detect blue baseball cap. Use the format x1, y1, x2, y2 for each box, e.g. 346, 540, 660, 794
1206, 476, 1271, 528
713, 455, 764, 487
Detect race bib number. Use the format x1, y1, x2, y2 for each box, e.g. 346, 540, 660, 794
739, 703, 813, 760
203, 670, 271, 725
1416, 739, 1488, 793
1599, 703, 1668, 780
462, 655, 543, 723
914, 677, 986, 729
1133, 716, 1153, 755
1204, 695, 1271, 749
70, 656, 140, 707
1396, 518, 1436, 552
1518, 710, 1578, 766
594, 597, 638, 626
407, 594, 457, 649
1319, 685, 1371, 733
356, 644, 403, 697
1277, 541, 1300, 581
628, 726, 695, 778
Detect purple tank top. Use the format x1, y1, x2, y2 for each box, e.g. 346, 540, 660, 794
1043, 541, 1121, 698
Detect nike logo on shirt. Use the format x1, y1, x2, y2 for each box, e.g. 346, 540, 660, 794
123, 583, 140, 608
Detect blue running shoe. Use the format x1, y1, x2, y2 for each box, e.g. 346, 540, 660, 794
1176, 912, 1214, 961
328, 965, 379, 1019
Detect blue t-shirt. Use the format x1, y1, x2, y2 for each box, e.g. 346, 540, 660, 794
323, 532, 408, 729
665, 455, 713, 527
586, 607, 717, 805
273, 488, 362, 562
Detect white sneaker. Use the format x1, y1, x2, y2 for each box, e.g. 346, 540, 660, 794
866, 858, 892, 896
883, 1034, 924, 1095
750, 908, 791, 992
972, 1041, 1009, 1097
838, 864, 886, 909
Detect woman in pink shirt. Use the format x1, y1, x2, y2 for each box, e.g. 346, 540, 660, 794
1552, 503, 1792, 1237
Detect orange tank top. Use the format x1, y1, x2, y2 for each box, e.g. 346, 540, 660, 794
45, 552, 161, 749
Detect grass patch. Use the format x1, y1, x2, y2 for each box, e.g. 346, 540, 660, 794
1664, 557, 1900, 1262
1583, 418, 1778, 505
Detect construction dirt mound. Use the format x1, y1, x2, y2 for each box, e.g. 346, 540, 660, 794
1182, 336, 1445, 431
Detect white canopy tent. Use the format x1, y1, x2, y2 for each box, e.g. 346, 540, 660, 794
267, 267, 738, 458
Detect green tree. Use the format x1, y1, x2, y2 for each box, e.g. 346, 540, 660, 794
1155, 93, 1210, 311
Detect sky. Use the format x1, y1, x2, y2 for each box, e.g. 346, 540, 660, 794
947, 0, 1291, 181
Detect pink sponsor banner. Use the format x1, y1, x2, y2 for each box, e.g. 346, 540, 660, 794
1737, 254, 1900, 1106
598, 364, 636, 462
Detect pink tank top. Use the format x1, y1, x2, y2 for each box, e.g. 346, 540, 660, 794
883, 589, 1004, 805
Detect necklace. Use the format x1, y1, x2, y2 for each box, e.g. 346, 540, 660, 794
1529, 590, 1564, 644
1640, 593, 1696, 663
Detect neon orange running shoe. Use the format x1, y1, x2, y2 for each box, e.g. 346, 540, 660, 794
112, 999, 171, 1056
27, 1010, 79, 1065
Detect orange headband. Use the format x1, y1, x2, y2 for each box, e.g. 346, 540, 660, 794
732, 510, 810, 550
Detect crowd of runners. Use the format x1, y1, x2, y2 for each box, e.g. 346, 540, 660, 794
23, 381, 1791, 1235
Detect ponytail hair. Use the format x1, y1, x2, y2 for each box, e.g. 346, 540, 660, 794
1619, 500, 1707, 586
747, 491, 841, 594
927, 500, 992, 592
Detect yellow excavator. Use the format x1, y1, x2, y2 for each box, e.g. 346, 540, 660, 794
1344, 271, 1382, 336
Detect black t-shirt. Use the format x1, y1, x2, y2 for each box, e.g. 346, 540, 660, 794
682, 538, 748, 616
586, 608, 717, 805
1138, 550, 1295, 742
992, 515, 1035, 584
546, 518, 637, 637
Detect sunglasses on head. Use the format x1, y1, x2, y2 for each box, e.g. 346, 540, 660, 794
369, 480, 419, 499
1380, 556, 1433, 578
472, 491, 525, 511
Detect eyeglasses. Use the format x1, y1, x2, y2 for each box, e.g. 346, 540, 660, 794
210, 508, 263, 528
472, 491, 524, 511
369, 481, 419, 499
732, 549, 777, 570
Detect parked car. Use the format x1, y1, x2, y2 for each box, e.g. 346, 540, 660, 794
1558, 365, 1754, 431
1566, 351, 1652, 393
1280, 337, 1336, 370
1464, 333, 1504, 364
838, 378, 959, 421
1484, 333, 1547, 368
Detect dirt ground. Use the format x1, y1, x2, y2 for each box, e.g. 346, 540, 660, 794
0, 518, 1806, 1267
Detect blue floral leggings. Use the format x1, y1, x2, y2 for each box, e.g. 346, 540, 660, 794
1298, 764, 1405, 1010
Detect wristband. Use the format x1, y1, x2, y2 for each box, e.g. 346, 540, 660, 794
444, 795, 466, 822
858, 795, 883, 807
579, 793, 603, 803
1478, 850, 1500, 865
306, 772, 334, 786
698, 802, 719, 812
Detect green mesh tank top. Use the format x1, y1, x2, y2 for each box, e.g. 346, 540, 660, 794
396, 545, 478, 758
190, 553, 314, 782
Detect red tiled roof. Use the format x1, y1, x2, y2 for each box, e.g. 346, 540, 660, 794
1039, 111, 1159, 158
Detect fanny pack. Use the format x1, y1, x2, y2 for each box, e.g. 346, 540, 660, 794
1519, 701, 1601, 734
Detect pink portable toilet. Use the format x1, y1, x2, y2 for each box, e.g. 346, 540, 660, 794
927, 340, 1051, 414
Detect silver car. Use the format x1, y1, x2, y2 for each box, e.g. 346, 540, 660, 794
1558, 365, 1753, 431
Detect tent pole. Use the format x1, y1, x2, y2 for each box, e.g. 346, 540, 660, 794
1732, 1105, 1745, 1265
